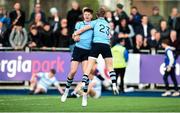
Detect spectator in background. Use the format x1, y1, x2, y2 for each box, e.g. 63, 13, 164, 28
40, 23, 54, 48
115, 18, 135, 49
0, 21, 9, 47
29, 14, 44, 49
67, 1, 82, 35
55, 18, 69, 48
60, 18, 68, 29
29, 13, 44, 32
9, 26, 28, 50
111, 39, 128, 93
169, 30, 180, 59
168, 8, 179, 30
149, 6, 163, 29
147, 28, 156, 48
0, 8, 11, 47
9, 2, 25, 28
158, 20, 170, 41
154, 31, 162, 49
109, 22, 118, 47
168, 7, 180, 38
129, 6, 142, 29
28, 26, 41, 48
48, 7, 61, 48
57, 27, 70, 48
133, 34, 144, 53
48, 7, 60, 34
0, 7, 10, 29
105, 10, 115, 23
135, 15, 153, 39
113, 3, 129, 27
147, 29, 162, 50
67, 1, 82, 52
169, 30, 178, 49
28, 3, 46, 23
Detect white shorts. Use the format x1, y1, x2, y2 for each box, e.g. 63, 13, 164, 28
37, 83, 48, 93
92, 88, 101, 99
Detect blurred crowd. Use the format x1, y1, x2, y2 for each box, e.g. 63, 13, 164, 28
0, 1, 179, 53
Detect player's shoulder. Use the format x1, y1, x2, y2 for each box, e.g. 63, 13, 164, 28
51, 76, 57, 81
76, 21, 85, 25
90, 19, 99, 27
37, 72, 46, 76
44, 72, 49, 77
91, 19, 98, 24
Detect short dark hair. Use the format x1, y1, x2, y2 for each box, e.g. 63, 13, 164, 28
83, 8, 93, 14
160, 19, 167, 23
142, 15, 147, 18
44, 22, 50, 26
161, 39, 170, 45
50, 69, 56, 75
117, 38, 125, 43
152, 6, 159, 11
96, 7, 106, 17
131, 6, 137, 10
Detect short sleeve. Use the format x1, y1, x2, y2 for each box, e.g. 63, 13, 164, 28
74, 22, 81, 31
36, 72, 44, 78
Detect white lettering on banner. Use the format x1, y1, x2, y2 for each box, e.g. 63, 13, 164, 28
1, 60, 8, 72
160, 63, 180, 76
7, 60, 16, 78
0, 56, 31, 78
17, 56, 22, 72
22, 60, 31, 73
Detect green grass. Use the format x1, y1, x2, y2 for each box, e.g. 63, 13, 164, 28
0, 95, 180, 112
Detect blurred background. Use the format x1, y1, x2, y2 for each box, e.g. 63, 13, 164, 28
1, 0, 180, 18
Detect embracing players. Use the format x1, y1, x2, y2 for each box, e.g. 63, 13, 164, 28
73, 8, 119, 107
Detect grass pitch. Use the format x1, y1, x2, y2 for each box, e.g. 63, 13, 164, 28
0, 95, 180, 112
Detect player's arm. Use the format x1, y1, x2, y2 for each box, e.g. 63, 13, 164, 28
30, 72, 43, 83
166, 50, 174, 72
73, 20, 96, 36
72, 22, 82, 41
87, 79, 97, 93
87, 81, 97, 96
167, 50, 174, 66
73, 20, 97, 37
88, 82, 96, 89
30, 73, 39, 83
124, 49, 129, 62
73, 25, 92, 36
30, 73, 37, 83
54, 82, 64, 95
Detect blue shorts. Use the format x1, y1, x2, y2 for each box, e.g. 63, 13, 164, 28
71, 46, 90, 62
90, 43, 112, 58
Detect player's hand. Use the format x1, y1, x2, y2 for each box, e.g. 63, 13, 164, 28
52, 47, 56, 51
73, 35, 80, 42
73, 31, 78, 36
30, 77, 37, 83
60, 90, 64, 95
166, 66, 171, 72
118, 33, 125, 38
